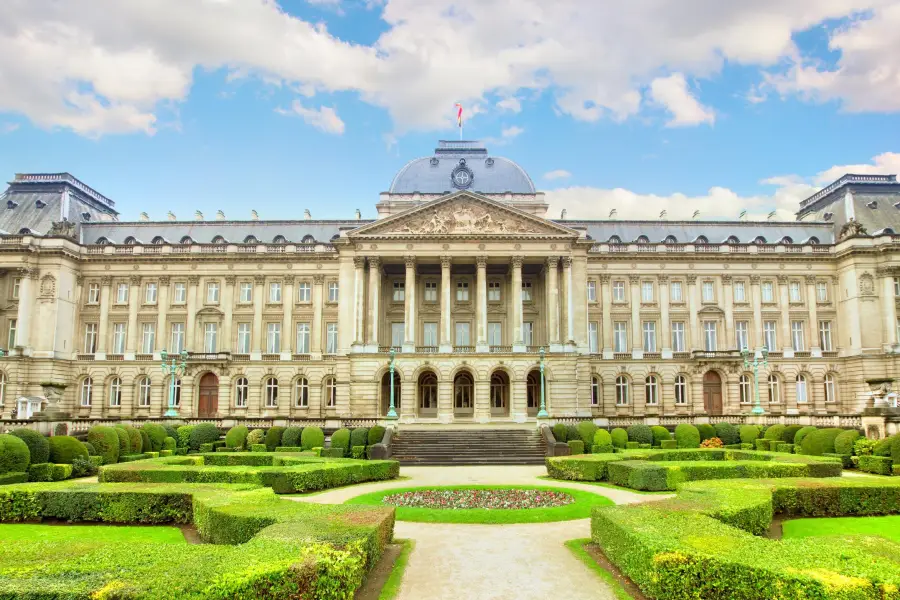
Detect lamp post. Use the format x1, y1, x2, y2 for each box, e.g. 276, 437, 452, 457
160, 349, 188, 418
386, 347, 398, 419
537, 346, 549, 418
741, 346, 768, 416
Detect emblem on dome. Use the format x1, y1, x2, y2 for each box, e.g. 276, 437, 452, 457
485, 158, 494, 167
430, 157, 439, 166
451, 159, 474, 190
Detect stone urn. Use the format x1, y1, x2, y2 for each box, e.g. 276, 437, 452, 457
864, 378, 894, 409
33, 382, 71, 421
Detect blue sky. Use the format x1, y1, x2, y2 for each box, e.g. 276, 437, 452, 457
0, 0, 898, 221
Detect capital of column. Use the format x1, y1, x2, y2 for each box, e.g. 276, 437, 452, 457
628, 274, 640, 284
658, 275, 669, 285
188, 275, 201, 285
546, 256, 559, 269
749, 275, 761, 284
686, 275, 697, 285
368, 256, 381, 270
129, 275, 141, 286
777, 274, 788, 285
313, 274, 325, 285
353, 256, 366, 269
476, 255, 488, 269
562, 256, 573, 268
18, 266, 37, 280
440, 255, 452, 269
159, 275, 171, 285
405, 255, 416, 269
100, 275, 113, 286
253, 275, 266, 286
282, 275, 295, 286
722, 275, 732, 285
75, 275, 84, 287
511, 255, 524, 269
599, 274, 610, 284
224, 275, 236, 285
805, 275, 817, 285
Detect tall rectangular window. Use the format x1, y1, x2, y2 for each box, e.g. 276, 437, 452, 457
671, 322, 685, 352
487, 281, 500, 302
84, 323, 97, 353
791, 320, 805, 351
456, 281, 469, 301
145, 282, 157, 304
523, 322, 534, 346
734, 281, 746, 302
326, 323, 338, 353
116, 283, 128, 304
392, 281, 405, 302
816, 281, 828, 302
296, 322, 310, 353
612, 281, 625, 302
586, 281, 597, 302
613, 322, 627, 353
7, 319, 15, 349
894, 277, 900, 297
702, 281, 715, 302
488, 322, 502, 346
423, 322, 438, 347
391, 322, 405, 347
736, 320, 749, 350
761, 281, 774, 303
11, 277, 21, 299
170, 323, 185, 353
642, 321, 656, 352
269, 282, 281, 303
240, 282, 253, 303
789, 281, 802, 303
703, 322, 717, 351
818, 321, 833, 351
237, 323, 251, 353
87, 283, 100, 304
763, 320, 777, 350
455, 322, 471, 346
589, 322, 599, 353
173, 282, 186, 304
206, 282, 220, 303
327, 282, 339, 303
204, 323, 218, 353
670, 281, 683, 302
112, 323, 126, 354
266, 323, 281, 353
641, 281, 654, 302
141, 323, 155, 354
426, 281, 439, 302
297, 281, 311, 302
522, 281, 533, 302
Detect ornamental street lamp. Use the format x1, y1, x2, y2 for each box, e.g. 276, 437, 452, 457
386, 347, 398, 419
741, 346, 769, 416
160, 349, 188, 417
537, 346, 549, 418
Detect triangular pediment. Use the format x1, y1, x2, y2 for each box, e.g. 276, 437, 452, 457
348, 191, 579, 238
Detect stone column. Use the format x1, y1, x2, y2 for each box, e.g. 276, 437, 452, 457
352, 257, 365, 349
563, 256, 574, 346
223, 276, 235, 353
13, 267, 36, 352
546, 256, 560, 351
600, 274, 612, 359
807, 275, 820, 355
778, 275, 792, 356
251, 275, 264, 356
186, 275, 199, 352
125, 275, 140, 357
403, 255, 416, 352
440, 256, 452, 352
476, 255, 488, 352
367, 257, 381, 351
722, 275, 734, 349
687, 275, 698, 351
629, 275, 642, 357
883, 273, 897, 350
97, 275, 112, 355
511, 256, 524, 350
156, 276, 169, 354
312, 274, 324, 355
281, 276, 294, 356
750, 275, 762, 350
659, 275, 671, 358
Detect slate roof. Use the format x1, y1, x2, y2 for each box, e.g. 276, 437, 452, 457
0, 174, 118, 236
79, 220, 372, 245
558, 220, 834, 244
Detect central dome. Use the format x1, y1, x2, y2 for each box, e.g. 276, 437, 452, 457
388, 141, 536, 195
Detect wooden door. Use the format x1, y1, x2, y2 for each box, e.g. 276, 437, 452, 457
198, 373, 219, 417
703, 371, 723, 415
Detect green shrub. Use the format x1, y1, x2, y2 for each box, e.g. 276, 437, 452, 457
321, 448, 344, 458
351, 446, 366, 459
265, 426, 286, 451
0, 472, 27, 484
780, 425, 803, 444
763, 424, 785, 441
800, 427, 843, 456
142, 423, 167, 452
175, 425, 195, 449
27, 463, 53, 482
301, 427, 325, 450
331, 428, 351, 453
10, 429, 49, 465
754, 439, 770, 451
275, 447, 305, 453
188, 423, 221, 452
774, 443, 794, 454
139, 430, 152, 454
674, 424, 701, 449
350, 428, 369, 451
858, 455, 893, 475
874, 435, 896, 457
661, 440, 678, 450
738, 425, 760, 444
48, 436, 88, 465
577, 421, 599, 449
552, 424, 568, 442
246, 429, 265, 447
162, 437, 176, 451
611, 428, 628, 449
81, 441, 96, 456
367, 426, 386, 446
87, 426, 120, 464
282, 427, 303, 448
225, 426, 249, 450
112, 427, 131, 456
714, 423, 739, 446
697, 424, 715, 441
592, 429, 614, 453
564, 424, 579, 444
625, 442, 640, 450
162, 424, 179, 442
0, 434, 31, 474
627, 424, 653, 445
567, 440, 585, 455
250, 444, 267, 453
892, 435, 900, 464
834, 430, 861, 455
793, 426, 817, 447
198, 443, 215, 454
650, 426, 671, 446
125, 426, 143, 454
823, 452, 853, 469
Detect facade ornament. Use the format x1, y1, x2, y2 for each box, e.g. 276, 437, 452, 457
373, 199, 541, 235
313, 274, 325, 285
253, 275, 266, 286
368, 256, 381, 270
405, 255, 416, 269
657, 275, 669, 284
48, 220, 77, 239
476, 256, 488, 269
224, 275, 236, 285
353, 256, 366, 269
562, 256, 573, 268
777, 275, 788, 284
805, 275, 817, 285
75, 275, 84, 287
686, 275, 697, 285
628, 275, 640, 284
838, 219, 868, 240
546, 256, 558, 269
440, 255, 452, 269
750, 275, 761, 284
100, 275, 113, 286
721, 275, 732, 285
859, 272, 875, 296
511, 256, 524, 269
159, 276, 170, 285
831, 275, 839, 285
39, 274, 56, 298
599, 274, 610, 284
129, 275, 141, 286
188, 275, 200, 285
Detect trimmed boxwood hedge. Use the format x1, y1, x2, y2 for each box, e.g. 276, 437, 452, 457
738, 425, 760, 444
113, 427, 131, 456
674, 424, 700, 449
610, 428, 628, 449
87, 426, 120, 465
81, 441, 96, 456
551, 423, 568, 443
10, 429, 49, 465
567, 440, 584, 455
124, 426, 143, 454
350, 427, 369, 450
592, 429, 613, 453
281, 426, 303, 448
176, 425, 195, 449
713, 422, 739, 446
321, 448, 345, 458
763, 424, 785, 441
859, 455, 893, 475
697, 423, 715, 441
627, 424, 653, 445
576, 421, 598, 449
224, 426, 249, 450
163, 437, 177, 451
650, 426, 670, 446
566, 424, 580, 445
265, 426, 286, 451
799, 427, 843, 456
833, 430, 860, 455
188, 423, 221, 452
301, 427, 325, 450
48, 436, 89, 465
793, 426, 817, 447
367, 426, 386, 446
27, 462, 73, 482
142, 423, 167, 452
330, 428, 351, 453
246, 429, 265, 447
0, 434, 31, 474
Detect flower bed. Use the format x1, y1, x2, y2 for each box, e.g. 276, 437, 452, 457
383, 488, 574, 510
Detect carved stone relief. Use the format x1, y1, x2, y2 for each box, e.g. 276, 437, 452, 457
370, 200, 543, 235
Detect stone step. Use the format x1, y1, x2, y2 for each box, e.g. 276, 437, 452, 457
389, 428, 546, 465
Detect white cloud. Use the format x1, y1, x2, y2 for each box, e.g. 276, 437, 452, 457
497, 97, 521, 113
649, 73, 715, 127
543, 169, 571, 180
501, 125, 524, 138
277, 101, 345, 134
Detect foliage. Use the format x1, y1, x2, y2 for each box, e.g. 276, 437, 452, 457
793, 426, 817, 447
650, 426, 671, 446
874, 434, 897, 457
142, 423, 168, 452
367, 426, 386, 446
626, 424, 653, 445
660, 440, 677, 449
175, 425, 195, 450
112, 427, 131, 456
833, 430, 861, 455
697, 424, 716, 441
567, 440, 585, 455
27, 462, 73, 482
674, 424, 700, 449
162, 424, 179, 442
48, 436, 89, 465
250, 444, 267, 453
893, 435, 900, 464
350, 428, 369, 450
738, 425, 760, 444
783, 515, 900, 543
576, 421, 599, 449
0, 435, 31, 474
264, 426, 286, 451
87, 426, 120, 465
301, 427, 325, 450
124, 426, 143, 454
188, 423, 221, 452
713, 423, 739, 445
321, 448, 344, 458
138, 430, 152, 455
224, 426, 249, 450
564, 424, 580, 445
330, 428, 351, 453
779, 425, 802, 444
700, 437, 724, 448
82, 441, 96, 456
551, 424, 567, 442
610, 428, 628, 449
163, 437, 177, 451
246, 429, 265, 447
852, 438, 876, 457
351, 446, 366, 459
799, 427, 843, 456
282, 427, 303, 448
0, 472, 27, 485
858, 455, 894, 475
763, 424, 785, 441
592, 429, 613, 453
9, 429, 49, 465
71, 456, 100, 478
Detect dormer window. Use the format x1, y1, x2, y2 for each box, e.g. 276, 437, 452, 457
180, 236, 194, 245
636, 235, 649, 244
608, 235, 622, 244
664, 235, 678, 244
694, 236, 708, 244
95, 237, 110, 245
151, 236, 166, 245
780, 236, 793, 245
823, 212, 833, 221
272, 235, 287, 244
35, 199, 46, 209
124, 237, 137, 245
243, 235, 258, 244
81, 212, 92, 221
211, 236, 226, 244
301, 235, 316, 244
866, 200, 878, 209
725, 236, 739, 244
6, 200, 18, 209
753, 236, 767, 244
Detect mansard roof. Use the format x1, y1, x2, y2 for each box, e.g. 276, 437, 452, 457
79, 220, 370, 245
561, 220, 835, 244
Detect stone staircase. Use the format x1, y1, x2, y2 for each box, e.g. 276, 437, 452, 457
390, 428, 547, 466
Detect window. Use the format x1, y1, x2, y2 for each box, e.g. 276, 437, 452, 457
138, 377, 151, 407
591, 376, 600, 406
324, 377, 337, 407
587, 280, 596, 302
642, 321, 656, 352
204, 323, 218, 353
645, 375, 658, 405
234, 282, 251, 304
702, 281, 715, 302
589, 322, 599, 353
297, 281, 311, 302
170, 378, 182, 407
455, 322, 471, 346
740, 374, 751, 404
80, 377, 93, 407
819, 321, 833, 351
295, 377, 309, 407
763, 321, 777, 351
207, 281, 220, 303
670, 281, 683, 302
456, 281, 469, 301
392, 281, 405, 302
767, 375, 780, 403
326, 323, 338, 354
791, 320, 805, 351
296, 323, 311, 353
522, 281, 533, 302
641, 281, 654, 302
703, 322, 717, 351
145, 282, 157, 304
112, 323, 126, 354
426, 281, 439, 302
675, 375, 687, 405
266, 323, 281, 353
789, 281, 802, 303
816, 281, 828, 302
672, 322, 685, 352
141, 323, 155, 354
391, 322, 404, 348
423, 322, 438, 347
264, 377, 278, 407
108, 377, 122, 407
796, 374, 808, 403
237, 323, 251, 354
11, 277, 21, 299
84, 323, 98, 353
613, 322, 628, 353
170, 323, 185, 353
116, 283, 128, 303
735, 321, 749, 350
7, 319, 15, 349
824, 374, 836, 403
761, 281, 774, 303
488, 322, 502, 346
895, 277, 900, 297
523, 321, 534, 346
269, 282, 281, 303
615, 376, 629, 405
612, 281, 625, 302
173, 282, 186, 304
87, 283, 100, 304
235, 377, 249, 408
327, 282, 338, 303
734, 281, 746, 302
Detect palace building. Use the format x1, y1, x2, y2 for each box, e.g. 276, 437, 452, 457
1, 141, 899, 428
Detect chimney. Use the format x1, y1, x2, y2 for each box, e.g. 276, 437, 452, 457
167, 211, 176, 221
355, 208, 361, 220
194, 210, 204, 221
251, 210, 259, 221
139, 212, 150, 222
560, 209, 567, 220
216, 210, 225, 221
304, 209, 311, 220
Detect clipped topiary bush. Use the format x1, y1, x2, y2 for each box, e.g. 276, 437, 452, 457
142, 423, 167, 452
330, 428, 351, 453
301, 426, 325, 451
793, 426, 817, 449
112, 427, 131, 456
552, 424, 568, 442
265, 426, 286, 452
175, 425, 195, 450
577, 421, 599, 449
565, 424, 580, 444
611, 428, 628, 449
873, 435, 896, 457
834, 430, 861, 455
739, 425, 761, 444
781, 425, 803, 444
674, 424, 701, 449
350, 428, 369, 450
139, 430, 152, 455
88, 426, 120, 464
10, 429, 49, 465
224, 426, 249, 450
367, 426, 386, 446
81, 441, 96, 456
188, 423, 221, 452
661, 440, 678, 450
567, 440, 584, 455
48, 436, 89, 465
763, 424, 786, 441
892, 435, 900, 464
592, 429, 614, 453
246, 429, 265, 447
800, 427, 843, 456
0, 433, 31, 474
162, 424, 179, 442
650, 426, 671, 446
713, 423, 739, 446
697, 424, 716, 442
162, 437, 177, 451
125, 426, 143, 454
282, 427, 303, 448
627, 424, 653, 446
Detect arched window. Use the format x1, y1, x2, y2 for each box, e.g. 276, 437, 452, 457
108, 377, 122, 407
824, 373, 836, 403
264, 377, 278, 408
243, 235, 258, 244
180, 236, 194, 245
211, 236, 227, 244
235, 377, 249, 408
591, 376, 600, 407
780, 236, 793, 245
674, 375, 687, 405
645, 375, 658, 406
490, 372, 508, 410
95, 237, 111, 245
767, 375, 780, 404
324, 376, 337, 407
301, 235, 316, 245
739, 374, 751, 404
18, 228, 33, 235
664, 235, 678, 244
295, 376, 309, 407
615, 376, 629, 406
170, 378, 182, 407
454, 372, 474, 410
137, 377, 151, 407
526, 371, 542, 414
419, 372, 438, 410
80, 377, 93, 407
753, 236, 767, 244
807, 237, 820, 245
694, 236, 708, 244
636, 235, 649, 244
726, 235, 740, 244
123, 237, 138, 245
796, 374, 808, 404
151, 236, 166, 245
608, 235, 622, 244
272, 235, 287, 244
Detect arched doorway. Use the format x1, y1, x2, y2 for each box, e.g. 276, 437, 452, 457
526, 370, 543, 417
418, 371, 438, 417
703, 371, 723, 415
198, 373, 219, 417
453, 371, 474, 417
380, 372, 401, 416
490, 370, 510, 417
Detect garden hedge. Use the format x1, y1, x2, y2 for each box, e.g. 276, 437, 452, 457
800, 427, 844, 456
81, 441, 96, 456
697, 423, 715, 441
142, 423, 167, 452
246, 428, 265, 447
551, 423, 568, 442
859, 455, 894, 475
660, 440, 677, 450
893, 435, 900, 464
163, 437, 177, 451
189, 423, 221, 452
592, 429, 613, 453
48, 436, 89, 465
566, 424, 580, 444
27, 462, 72, 482
567, 440, 584, 455
713, 422, 739, 446
763, 424, 785, 441
627, 424, 653, 445
87, 426, 120, 464
176, 425, 195, 449
138, 430, 152, 455
274, 447, 307, 453
162, 424, 179, 441
352, 446, 365, 459
650, 426, 671, 446
10, 429, 49, 465
577, 421, 598, 449
321, 448, 345, 458
367, 426, 386, 446
738, 425, 760, 444
610, 428, 628, 449
124, 426, 143, 454
833, 430, 860, 455
301, 426, 325, 450
0, 472, 27, 485
674, 424, 700, 449
0, 434, 30, 474
780, 425, 802, 444
331, 428, 352, 453
250, 444, 267, 453
282, 426, 303, 448
112, 427, 131, 456
224, 426, 249, 450
793, 426, 817, 447
350, 427, 369, 450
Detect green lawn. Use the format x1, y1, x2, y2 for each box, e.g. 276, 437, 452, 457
345, 484, 614, 524
782, 515, 900, 543
0, 523, 187, 544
